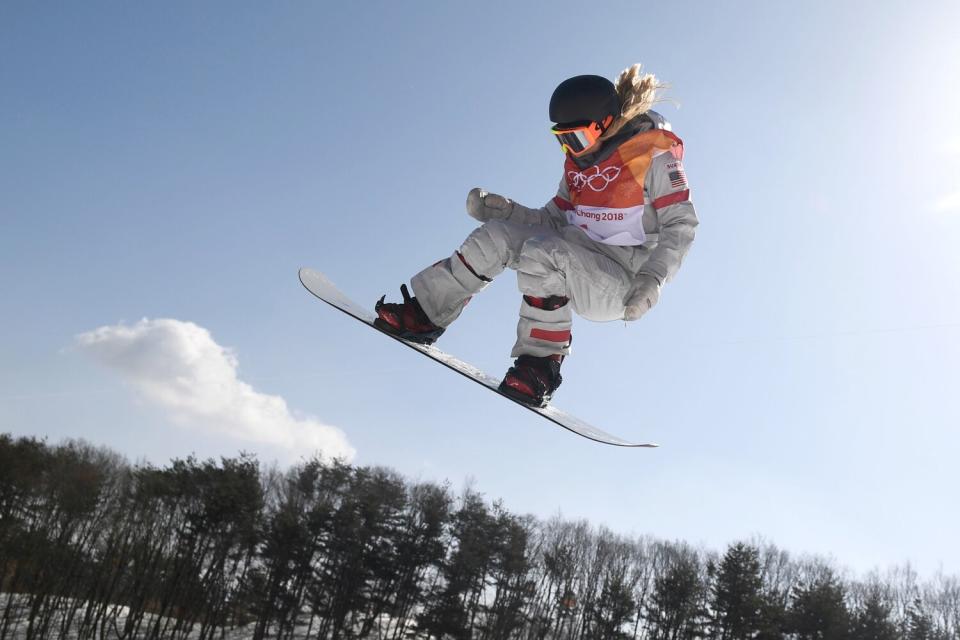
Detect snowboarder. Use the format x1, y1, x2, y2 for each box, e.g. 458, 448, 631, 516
375, 64, 698, 408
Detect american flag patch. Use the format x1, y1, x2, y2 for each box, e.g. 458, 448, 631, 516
669, 168, 687, 189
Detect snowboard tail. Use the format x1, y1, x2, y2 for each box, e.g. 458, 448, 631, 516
299, 267, 657, 448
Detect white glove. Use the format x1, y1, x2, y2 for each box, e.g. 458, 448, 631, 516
466, 187, 515, 222
623, 274, 661, 321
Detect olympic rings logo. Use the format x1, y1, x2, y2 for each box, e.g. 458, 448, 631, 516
568, 166, 621, 193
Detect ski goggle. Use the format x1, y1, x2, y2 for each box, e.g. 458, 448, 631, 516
551, 116, 613, 156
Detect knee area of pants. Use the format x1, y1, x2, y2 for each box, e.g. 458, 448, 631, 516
478, 218, 511, 239
519, 237, 568, 275
520, 234, 564, 257
465, 221, 514, 262
465, 220, 509, 252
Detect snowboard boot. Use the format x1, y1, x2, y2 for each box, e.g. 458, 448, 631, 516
375, 284, 445, 345
498, 354, 563, 408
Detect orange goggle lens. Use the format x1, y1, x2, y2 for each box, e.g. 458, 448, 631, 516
551, 121, 604, 156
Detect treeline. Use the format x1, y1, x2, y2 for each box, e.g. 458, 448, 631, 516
0, 433, 958, 640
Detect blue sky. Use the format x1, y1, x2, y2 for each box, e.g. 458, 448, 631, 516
2, 1, 959, 576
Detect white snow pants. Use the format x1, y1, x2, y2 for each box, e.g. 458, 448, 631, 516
410, 221, 648, 358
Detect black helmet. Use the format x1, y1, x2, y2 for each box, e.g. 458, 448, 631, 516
549, 75, 620, 126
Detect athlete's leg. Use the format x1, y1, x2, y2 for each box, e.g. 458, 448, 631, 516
411, 220, 556, 327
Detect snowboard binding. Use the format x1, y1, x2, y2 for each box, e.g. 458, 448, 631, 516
374, 284, 445, 346
498, 354, 563, 408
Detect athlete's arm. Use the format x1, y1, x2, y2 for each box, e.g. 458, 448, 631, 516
639, 151, 698, 284
466, 184, 569, 230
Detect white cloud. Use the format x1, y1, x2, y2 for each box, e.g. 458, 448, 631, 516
945, 136, 960, 156
76, 318, 355, 461
933, 191, 960, 215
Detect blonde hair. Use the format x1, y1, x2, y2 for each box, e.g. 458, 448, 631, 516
600, 64, 669, 141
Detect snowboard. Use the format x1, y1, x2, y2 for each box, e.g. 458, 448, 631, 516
299, 268, 657, 448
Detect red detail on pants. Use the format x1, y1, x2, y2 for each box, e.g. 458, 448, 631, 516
524, 295, 568, 311
457, 251, 491, 282
530, 328, 571, 343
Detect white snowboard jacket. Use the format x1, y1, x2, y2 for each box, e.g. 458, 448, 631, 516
503, 110, 698, 285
